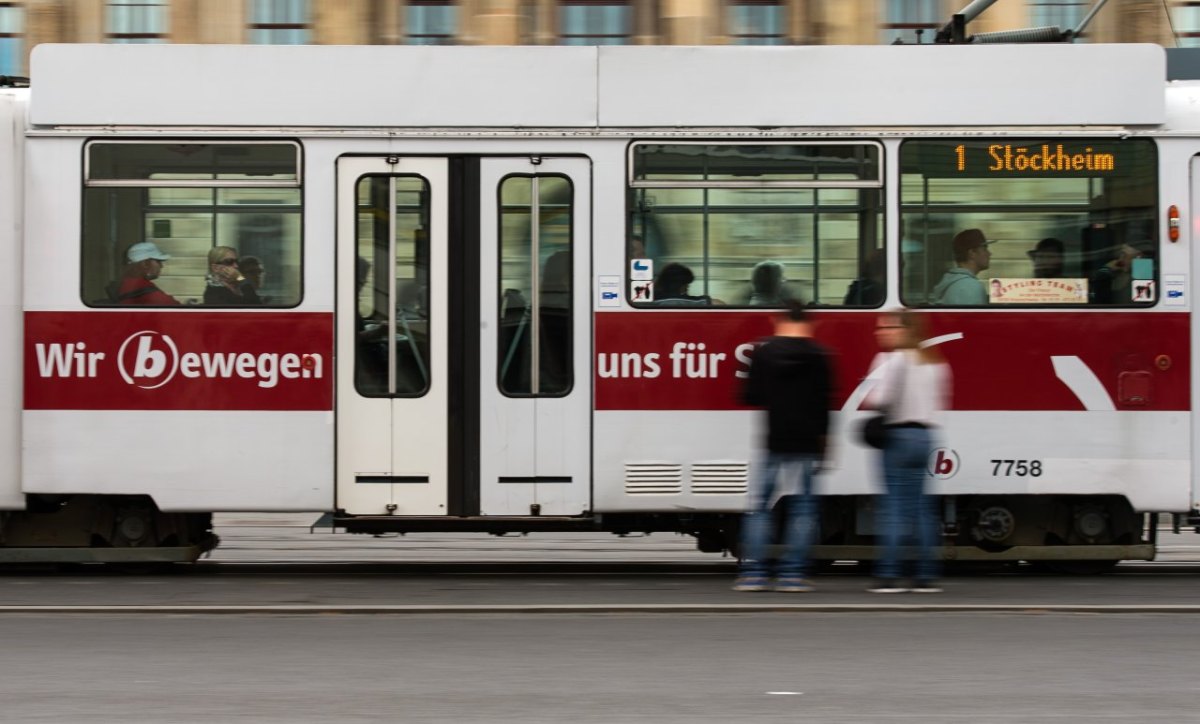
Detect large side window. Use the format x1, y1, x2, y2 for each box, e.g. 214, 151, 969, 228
83, 142, 302, 307
900, 139, 1158, 307
628, 142, 884, 308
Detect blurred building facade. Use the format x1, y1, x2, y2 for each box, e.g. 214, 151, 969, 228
0, 1, 1191, 77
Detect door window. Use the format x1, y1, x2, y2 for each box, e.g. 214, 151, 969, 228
354, 175, 431, 396
498, 174, 573, 396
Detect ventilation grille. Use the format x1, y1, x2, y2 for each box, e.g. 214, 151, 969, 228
691, 461, 750, 495
624, 462, 683, 495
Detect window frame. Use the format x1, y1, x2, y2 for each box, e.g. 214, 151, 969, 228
626, 140, 887, 310
247, 0, 312, 45
727, 0, 787, 46
897, 136, 1160, 309
1174, 1, 1200, 47
558, 0, 632, 46
353, 172, 433, 398
105, 0, 169, 44
80, 138, 305, 310
496, 172, 576, 398
407, 0, 458, 45
0, 2, 23, 77
1028, 1, 1088, 33
879, 0, 941, 44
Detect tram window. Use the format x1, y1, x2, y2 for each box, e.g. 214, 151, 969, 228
498, 174, 573, 397
628, 143, 884, 308
82, 142, 302, 307
899, 139, 1158, 307
354, 175, 431, 397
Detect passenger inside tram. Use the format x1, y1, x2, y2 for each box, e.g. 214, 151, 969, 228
930, 228, 995, 306
1027, 238, 1065, 279
843, 249, 885, 307
539, 250, 572, 393
203, 246, 262, 306
354, 256, 389, 395
238, 255, 267, 300
747, 260, 789, 307
109, 241, 181, 306
1090, 241, 1154, 305
653, 262, 722, 306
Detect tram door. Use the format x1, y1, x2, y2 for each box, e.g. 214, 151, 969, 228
335, 156, 590, 517
336, 157, 449, 515
478, 158, 591, 516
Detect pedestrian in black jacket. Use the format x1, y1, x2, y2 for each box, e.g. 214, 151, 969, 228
733, 300, 834, 593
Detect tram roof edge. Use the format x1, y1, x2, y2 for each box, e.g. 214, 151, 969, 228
29, 44, 1165, 129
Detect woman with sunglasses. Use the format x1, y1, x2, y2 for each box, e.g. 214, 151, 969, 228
203, 246, 262, 306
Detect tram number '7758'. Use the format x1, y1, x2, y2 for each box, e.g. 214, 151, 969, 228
990, 460, 1043, 477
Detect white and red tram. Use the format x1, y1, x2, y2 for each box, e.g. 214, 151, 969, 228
0, 42, 1193, 565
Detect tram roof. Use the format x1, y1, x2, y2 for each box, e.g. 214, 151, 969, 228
30, 43, 1165, 129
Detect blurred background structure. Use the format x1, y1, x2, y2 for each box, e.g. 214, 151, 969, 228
0, 1, 1194, 77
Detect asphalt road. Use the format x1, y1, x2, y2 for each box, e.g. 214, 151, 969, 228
1, 612, 1195, 723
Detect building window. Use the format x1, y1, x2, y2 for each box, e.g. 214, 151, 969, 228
728, 1, 786, 45
106, 0, 168, 44
407, 0, 457, 45
880, 0, 940, 44
1029, 1, 1087, 34
1175, 2, 1200, 47
0, 3, 22, 76
559, 1, 631, 45
248, 0, 311, 45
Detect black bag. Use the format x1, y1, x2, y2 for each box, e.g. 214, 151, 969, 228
860, 353, 908, 449
859, 414, 888, 449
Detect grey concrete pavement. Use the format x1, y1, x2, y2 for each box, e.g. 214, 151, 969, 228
0, 613, 1195, 723
0, 561, 1196, 610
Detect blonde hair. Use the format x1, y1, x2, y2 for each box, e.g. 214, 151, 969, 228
207, 246, 238, 266
898, 310, 944, 364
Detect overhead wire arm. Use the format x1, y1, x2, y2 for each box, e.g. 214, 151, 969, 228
935, 0, 999, 43
1065, 0, 1111, 41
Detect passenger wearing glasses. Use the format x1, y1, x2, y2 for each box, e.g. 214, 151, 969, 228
204, 246, 262, 306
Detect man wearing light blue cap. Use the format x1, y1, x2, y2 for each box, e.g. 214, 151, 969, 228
114, 241, 180, 305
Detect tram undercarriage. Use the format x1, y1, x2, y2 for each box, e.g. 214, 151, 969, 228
0, 495, 216, 563
335, 493, 1155, 571
0, 493, 1156, 569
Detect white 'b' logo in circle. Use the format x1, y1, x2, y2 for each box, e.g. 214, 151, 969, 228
117, 331, 179, 389
928, 448, 959, 479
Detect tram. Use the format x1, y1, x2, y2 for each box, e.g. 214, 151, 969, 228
0, 42, 1194, 566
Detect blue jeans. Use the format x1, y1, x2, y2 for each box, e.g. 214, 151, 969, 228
739, 452, 820, 579
874, 426, 942, 582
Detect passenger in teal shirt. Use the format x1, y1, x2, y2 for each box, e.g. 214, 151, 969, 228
931, 228, 995, 305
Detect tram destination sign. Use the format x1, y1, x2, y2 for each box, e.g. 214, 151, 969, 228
963, 143, 1114, 174
906, 139, 1152, 179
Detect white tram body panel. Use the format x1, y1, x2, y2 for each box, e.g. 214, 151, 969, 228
0, 89, 23, 510
3, 42, 1196, 559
